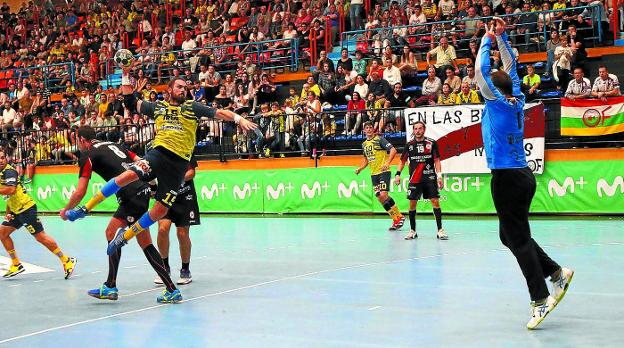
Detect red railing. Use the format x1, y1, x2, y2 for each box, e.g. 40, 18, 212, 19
325, 17, 332, 50
122, 32, 129, 49
309, 28, 317, 66
166, 3, 173, 27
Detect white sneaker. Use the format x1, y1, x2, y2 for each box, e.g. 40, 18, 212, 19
177, 269, 192, 285
436, 228, 448, 240
551, 267, 574, 306
154, 276, 164, 285
527, 296, 556, 330
404, 230, 418, 240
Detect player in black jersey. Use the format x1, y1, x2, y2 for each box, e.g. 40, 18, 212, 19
394, 121, 448, 240
60, 126, 181, 303
154, 155, 199, 286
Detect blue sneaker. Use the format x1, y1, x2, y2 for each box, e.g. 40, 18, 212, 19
107, 228, 128, 256
157, 289, 182, 304
66, 206, 88, 221
88, 284, 119, 300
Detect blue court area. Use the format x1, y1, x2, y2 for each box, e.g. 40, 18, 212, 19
1, 215, 623, 347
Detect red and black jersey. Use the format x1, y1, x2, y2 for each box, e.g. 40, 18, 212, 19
78, 141, 148, 199
400, 137, 440, 184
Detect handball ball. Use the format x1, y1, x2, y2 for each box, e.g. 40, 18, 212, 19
114, 49, 134, 68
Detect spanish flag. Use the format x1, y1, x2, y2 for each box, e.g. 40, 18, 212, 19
560, 97, 624, 136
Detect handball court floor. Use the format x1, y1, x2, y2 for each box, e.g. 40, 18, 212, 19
1, 215, 623, 348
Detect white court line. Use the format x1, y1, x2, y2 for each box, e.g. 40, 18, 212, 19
2, 241, 622, 345
8, 284, 22, 288
367, 306, 382, 311
123, 266, 137, 269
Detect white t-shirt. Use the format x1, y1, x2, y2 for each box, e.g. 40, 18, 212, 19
438, 0, 455, 16
2, 107, 16, 124
592, 74, 621, 95
383, 66, 402, 86
354, 83, 369, 99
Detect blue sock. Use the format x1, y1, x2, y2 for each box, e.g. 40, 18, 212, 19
137, 212, 157, 230
101, 178, 122, 198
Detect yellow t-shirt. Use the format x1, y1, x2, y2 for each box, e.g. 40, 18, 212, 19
1, 164, 35, 214
455, 90, 480, 104
141, 100, 204, 161
438, 93, 457, 105
362, 135, 394, 176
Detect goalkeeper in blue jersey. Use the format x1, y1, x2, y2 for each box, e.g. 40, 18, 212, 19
475, 18, 573, 330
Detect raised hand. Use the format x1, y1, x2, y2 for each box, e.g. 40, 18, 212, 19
485, 22, 496, 40
493, 16, 506, 36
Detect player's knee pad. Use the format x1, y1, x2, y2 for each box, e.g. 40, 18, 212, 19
129, 159, 152, 179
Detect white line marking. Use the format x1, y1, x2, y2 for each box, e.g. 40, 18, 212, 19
32, 280, 44, 283
8, 284, 22, 288
0, 256, 54, 275
368, 306, 382, 311
120, 288, 162, 298
1, 241, 622, 345
123, 266, 137, 269
91, 271, 102, 274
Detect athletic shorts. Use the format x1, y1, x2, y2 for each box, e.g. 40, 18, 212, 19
113, 186, 151, 225
129, 146, 188, 209
371, 171, 391, 196
407, 181, 440, 201
2, 205, 44, 235
164, 192, 201, 227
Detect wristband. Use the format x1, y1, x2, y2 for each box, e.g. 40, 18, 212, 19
233, 114, 242, 124
395, 171, 401, 176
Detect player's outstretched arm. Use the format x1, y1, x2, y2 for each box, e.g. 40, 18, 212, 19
215, 109, 258, 131
474, 22, 504, 102
493, 17, 521, 96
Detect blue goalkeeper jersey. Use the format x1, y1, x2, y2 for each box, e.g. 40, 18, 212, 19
475, 32, 528, 170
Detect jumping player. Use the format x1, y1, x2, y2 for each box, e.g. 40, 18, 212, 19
155, 155, 199, 285
0, 150, 76, 279
355, 121, 405, 230
475, 18, 573, 329
65, 66, 257, 266
394, 121, 447, 240
60, 126, 180, 303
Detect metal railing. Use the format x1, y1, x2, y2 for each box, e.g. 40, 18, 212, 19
0, 62, 76, 93
340, 5, 603, 56
106, 38, 299, 88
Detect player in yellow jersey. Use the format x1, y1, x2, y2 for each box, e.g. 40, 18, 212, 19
0, 150, 76, 279
65, 61, 257, 302
355, 121, 405, 230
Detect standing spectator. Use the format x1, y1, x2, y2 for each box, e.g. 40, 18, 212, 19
565, 67, 592, 99
350, 0, 364, 30
545, 31, 562, 78
1, 101, 16, 138
553, 36, 574, 90
591, 65, 621, 102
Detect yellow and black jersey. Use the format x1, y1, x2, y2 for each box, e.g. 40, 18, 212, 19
1, 164, 35, 214
140, 100, 216, 161
362, 135, 394, 176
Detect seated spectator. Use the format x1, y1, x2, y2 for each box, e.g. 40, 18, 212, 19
444, 67, 462, 94
382, 59, 402, 87
437, 83, 457, 106
318, 62, 337, 103
368, 71, 391, 104
426, 36, 460, 78
383, 83, 408, 132
398, 46, 418, 77
345, 91, 366, 135
352, 50, 367, 77
591, 65, 621, 102
415, 66, 442, 106
565, 67, 592, 100
462, 64, 479, 91
522, 64, 541, 101
455, 82, 481, 104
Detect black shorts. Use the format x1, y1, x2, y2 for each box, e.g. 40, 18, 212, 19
129, 146, 188, 209
164, 192, 201, 227
407, 181, 440, 201
371, 171, 391, 196
113, 187, 151, 225
2, 205, 44, 235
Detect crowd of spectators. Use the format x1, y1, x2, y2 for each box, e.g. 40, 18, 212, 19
0, 0, 620, 166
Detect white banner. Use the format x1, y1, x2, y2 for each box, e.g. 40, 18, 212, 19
403, 103, 545, 174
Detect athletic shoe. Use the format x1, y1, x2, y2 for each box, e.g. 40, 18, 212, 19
404, 230, 418, 240
157, 289, 182, 304
388, 216, 405, 231
3, 263, 25, 278
87, 284, 119, 300
66, 206, 88, 221
154, 269, 171, 285
437, 228, 449, 240
63, 257, 77, 279
107, 228, 128, 256
551, 267, 574, 306
177, 269, 192, 285
527, 296, 556, 330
